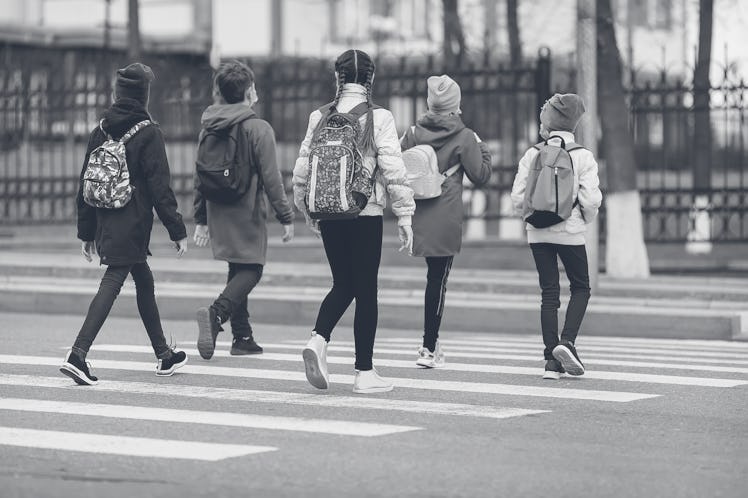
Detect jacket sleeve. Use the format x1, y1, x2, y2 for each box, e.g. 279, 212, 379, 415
253, 121, 294, 225
457, 130, 492, 187
192, 130, 207, 225
141, 127, 187, 241
76, 129, 101, 241
510, 148, 535, 216
374, 110, 415, 226
577, 151, 603, 223
291, 111, 321, 215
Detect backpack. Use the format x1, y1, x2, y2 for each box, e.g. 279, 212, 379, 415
82, 119, 151, 209
522, 136, 584, 228
305, 102, 379, 220
402, 126, 461, 200
195, 116, 254, 204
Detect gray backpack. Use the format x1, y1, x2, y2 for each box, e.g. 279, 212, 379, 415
522, 136, 584, 228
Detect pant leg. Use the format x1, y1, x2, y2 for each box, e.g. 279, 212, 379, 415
529, 243, 561, 360
423, 255, 454, 352
350, 216, 383, 371
128, 261, 171, 359
216, 263, 263, 338
557, 245, 591, 344
72, 265, 131, 358
313, 219, 355, 341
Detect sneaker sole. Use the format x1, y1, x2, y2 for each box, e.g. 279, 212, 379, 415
542, 370, 561, 380
352, 384, 394, 394
230, 349, 264, 356
302, 348, 329, 390
196, 308, 217, 360
415, 359, 446, 369
59, 363, 98, 386
156, 356, 189, 377
552, 346, 585, 376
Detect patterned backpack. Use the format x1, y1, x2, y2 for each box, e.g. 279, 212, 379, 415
306, 103, 378, 220
82, 119, 151, 209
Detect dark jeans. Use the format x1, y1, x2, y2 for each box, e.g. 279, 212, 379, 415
212, 263, 264, 338
314, 216, 383, 371
529, 243, 591, 360
72, 261, 170, 359
423, 255, 454, 352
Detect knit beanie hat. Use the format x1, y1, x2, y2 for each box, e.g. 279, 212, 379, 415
427, 75, 461, 114
114, 63, 154, 104
540, 93, 586, 132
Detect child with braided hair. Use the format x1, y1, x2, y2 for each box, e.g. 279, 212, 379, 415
292, 49, 415, 394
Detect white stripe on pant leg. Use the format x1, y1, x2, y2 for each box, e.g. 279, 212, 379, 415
0, 427, 274, 461
436, 256, 453, 318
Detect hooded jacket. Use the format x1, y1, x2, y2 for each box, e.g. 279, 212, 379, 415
400, 113, 492, 257
77, 98, 187, 266
194, 103, 293, 265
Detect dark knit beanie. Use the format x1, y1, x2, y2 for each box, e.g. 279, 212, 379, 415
540, 93, 586, 132
115, 63, 154, 104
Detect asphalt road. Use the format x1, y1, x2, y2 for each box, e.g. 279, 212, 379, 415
0, 312, 746, 498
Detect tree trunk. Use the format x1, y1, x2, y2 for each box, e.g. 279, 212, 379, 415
442, 0, 466, 69
596, 0, 650, 278
127, 0, 141, 62
507, 0, 522, 67
693, 0, 713, 191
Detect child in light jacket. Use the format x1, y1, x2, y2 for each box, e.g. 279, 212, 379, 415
510, 93, 603, 379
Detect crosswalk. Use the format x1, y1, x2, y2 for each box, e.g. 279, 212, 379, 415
0, 332, 746, 461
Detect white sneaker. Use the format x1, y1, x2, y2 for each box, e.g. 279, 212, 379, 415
353, 368, 393, 394
302, 332, 329, 389
415, 341, 445, 368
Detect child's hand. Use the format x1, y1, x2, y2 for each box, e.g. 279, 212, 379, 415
175, 238, 188, 258
398, 225, 413, 256
304, 215, 321, 238
81, 241, 96, 262
282, 223, 294, 243
193, 225, 210, 247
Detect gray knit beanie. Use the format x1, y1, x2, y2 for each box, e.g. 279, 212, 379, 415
427, 75, 461, 114
540, 93, 586, 132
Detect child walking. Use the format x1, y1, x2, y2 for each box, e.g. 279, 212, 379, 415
61, 63, 189, 385
193, 61, 294, 359
400, 75, 492, 368
510, 93, 602, 379
292, 49, 415, 394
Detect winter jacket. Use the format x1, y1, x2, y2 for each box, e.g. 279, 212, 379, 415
400, 113, 492, 256
77, 98, 187, 266
510, 131, 603, 245
194, 103, 294, 265
292, 83, 415, 227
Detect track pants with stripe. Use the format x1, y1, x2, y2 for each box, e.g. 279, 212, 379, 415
423, 255, 454, 352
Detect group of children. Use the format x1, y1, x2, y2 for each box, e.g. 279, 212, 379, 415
60, 49, 602, 393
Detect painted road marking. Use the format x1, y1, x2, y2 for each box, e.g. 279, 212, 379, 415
0, 427, 274, 461
0, 374, 548, 420
0, 354, 658, 402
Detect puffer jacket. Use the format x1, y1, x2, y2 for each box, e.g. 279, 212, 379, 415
510, 131, 603, 245
292, 83, 415, 226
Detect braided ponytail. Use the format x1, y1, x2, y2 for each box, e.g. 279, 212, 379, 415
311, 71, 345, 144
359, 65, 377, 154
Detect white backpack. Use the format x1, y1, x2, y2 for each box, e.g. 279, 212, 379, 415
402, 127, 460, 200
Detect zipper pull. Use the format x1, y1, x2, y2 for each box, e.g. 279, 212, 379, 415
554, 167, 558, 175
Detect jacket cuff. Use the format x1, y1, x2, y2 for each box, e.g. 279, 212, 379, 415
397, 215, 412, 227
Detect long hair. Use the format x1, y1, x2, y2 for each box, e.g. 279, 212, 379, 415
311, 49, 377, 154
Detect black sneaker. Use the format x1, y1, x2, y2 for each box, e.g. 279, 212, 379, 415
230, 336, 263, 355
542, 358, 565, 380
196, 306, 222, 360
60, 350, 98, 385
156, 349, 188, 376
552, 340, 585, 376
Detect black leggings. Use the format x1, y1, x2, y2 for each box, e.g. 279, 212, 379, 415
529, 243, 591, 360
423, 255, 454, 351
212, 263, 263, 338
72, 261, 170, 359
314, 216, 383, 371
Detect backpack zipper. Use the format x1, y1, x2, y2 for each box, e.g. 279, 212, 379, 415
554, 167, 559, 214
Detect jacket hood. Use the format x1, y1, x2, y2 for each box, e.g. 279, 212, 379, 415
201, 103, 256, 131
101, 98, 152, 139
414, 112, 466, 148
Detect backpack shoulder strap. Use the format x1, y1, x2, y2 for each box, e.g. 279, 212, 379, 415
565, 143, 585, 152
120, 120, 152, 144
347, 102, 375, 118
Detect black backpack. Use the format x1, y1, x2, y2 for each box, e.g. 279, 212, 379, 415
195, 117, 254, 204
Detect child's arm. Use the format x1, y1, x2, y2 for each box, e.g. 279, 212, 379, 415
577, 152, 603, 222
193, 130, 207, 226
253, 121, 294, 226
76, 130, 101, 243
374, 110, 415, 226
291, 111, 321, 216
510, 148, 535, 216
458, 130, 492, 187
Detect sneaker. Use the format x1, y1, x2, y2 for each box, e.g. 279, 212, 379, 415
353, 368, 393, 394
302, 333, 329, 389
196, 306, 222, 360
542, 358, 565, 380
230, 336, 263, 355
60, 350, 98, 386
415, 341, 446, 368
552, 341, 585, 376
156, 349, 188, 376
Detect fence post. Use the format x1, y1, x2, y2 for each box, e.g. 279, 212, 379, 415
535, 47, 552, 113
